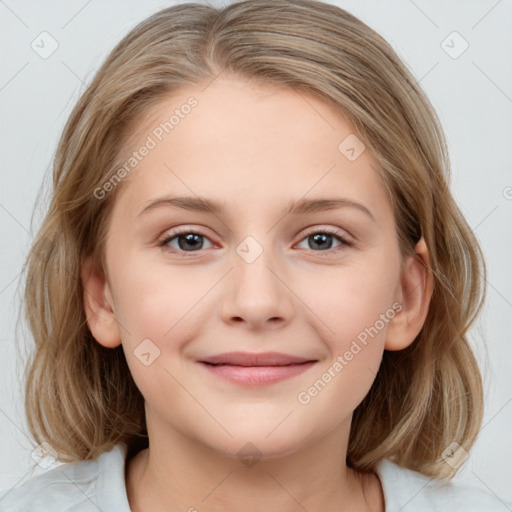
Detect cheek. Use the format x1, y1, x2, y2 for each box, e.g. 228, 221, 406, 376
107, 260, 233, 437
111, 264, 205, 402
305, 257, 399, 340
295, 263, 399, 414
111, 258, 217, 356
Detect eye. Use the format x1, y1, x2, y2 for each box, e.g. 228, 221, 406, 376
296, 227, 352, 253
159, 226, 353, 255
160, 228, 214, 253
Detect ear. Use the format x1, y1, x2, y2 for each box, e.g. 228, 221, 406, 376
385, 237, 434, 351
81, 256, 122, 348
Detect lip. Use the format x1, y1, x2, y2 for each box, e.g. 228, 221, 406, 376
199, 351, 314, 366
197, 351, 317, 386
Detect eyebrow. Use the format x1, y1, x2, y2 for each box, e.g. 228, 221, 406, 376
137, 195, 375, 221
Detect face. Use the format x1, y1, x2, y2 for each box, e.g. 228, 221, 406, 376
94, 77, 408, 461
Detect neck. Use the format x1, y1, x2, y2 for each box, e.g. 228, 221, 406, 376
125, 414, 384, 512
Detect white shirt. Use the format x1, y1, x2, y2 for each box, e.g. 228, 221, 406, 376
0, 443, 505, 511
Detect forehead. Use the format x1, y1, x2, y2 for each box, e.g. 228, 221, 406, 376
113, 77, 390, 222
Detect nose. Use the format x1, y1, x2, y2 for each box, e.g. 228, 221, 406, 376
219, 240, 294, 330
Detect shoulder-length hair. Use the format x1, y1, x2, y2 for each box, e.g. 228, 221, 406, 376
18, 0, 486, 480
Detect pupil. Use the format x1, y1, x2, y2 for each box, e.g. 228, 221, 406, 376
178, 233, 202, 251
310, 233, 332, 250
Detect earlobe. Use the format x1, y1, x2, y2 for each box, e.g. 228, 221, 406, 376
81, 256, 122, 348
385, 237, 434, 351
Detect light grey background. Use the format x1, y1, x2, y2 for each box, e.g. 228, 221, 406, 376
1, 0, 511, 505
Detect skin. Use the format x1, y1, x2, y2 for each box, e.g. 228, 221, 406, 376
82, 76, 433, 512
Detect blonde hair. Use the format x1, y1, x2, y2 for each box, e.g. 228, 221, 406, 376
17, 0, 487, 479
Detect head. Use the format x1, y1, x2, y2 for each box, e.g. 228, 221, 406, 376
20, 0, 485, 480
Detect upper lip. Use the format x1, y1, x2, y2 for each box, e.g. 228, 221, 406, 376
199, 351, 316, 366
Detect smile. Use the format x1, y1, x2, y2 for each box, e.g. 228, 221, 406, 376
197, 360, 317, 386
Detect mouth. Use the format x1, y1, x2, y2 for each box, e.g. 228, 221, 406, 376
197, 351, 317, 386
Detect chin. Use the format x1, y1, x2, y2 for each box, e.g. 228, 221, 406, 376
205, 427, 311, 464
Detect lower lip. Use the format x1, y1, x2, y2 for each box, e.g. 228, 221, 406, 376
198, 361, 316, 386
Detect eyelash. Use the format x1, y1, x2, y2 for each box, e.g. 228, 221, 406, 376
159, 226, 353, 256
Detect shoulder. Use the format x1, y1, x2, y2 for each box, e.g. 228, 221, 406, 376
0, 443, 131, 512
375, 458, 506, 511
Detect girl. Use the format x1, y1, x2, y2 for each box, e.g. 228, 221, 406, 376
1, 0, 504, 510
